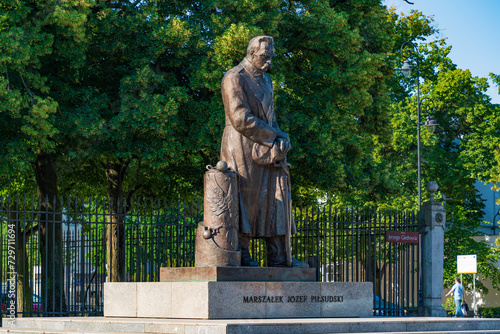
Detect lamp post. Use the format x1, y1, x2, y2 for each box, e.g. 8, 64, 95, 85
401, 43, 444, 316
492, 210, 500, 235
400, 41, 439, 211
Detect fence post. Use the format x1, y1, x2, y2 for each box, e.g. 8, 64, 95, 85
421, 181, 447, 317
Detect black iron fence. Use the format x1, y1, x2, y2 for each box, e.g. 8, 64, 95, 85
0, 195, 422, 319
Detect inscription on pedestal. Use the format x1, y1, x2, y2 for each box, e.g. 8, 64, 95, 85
242, 295, 344, 303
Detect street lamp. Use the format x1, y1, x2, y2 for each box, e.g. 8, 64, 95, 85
424, 115, 439, 134
421, 97, 439, 133
400, 41, 439, 211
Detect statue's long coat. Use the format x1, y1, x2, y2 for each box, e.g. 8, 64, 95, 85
220, 57, 296, 238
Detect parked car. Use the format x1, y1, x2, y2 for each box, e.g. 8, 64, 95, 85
1, 293, 42, 312
373, 294, 406, 316
32, 294, 42, 312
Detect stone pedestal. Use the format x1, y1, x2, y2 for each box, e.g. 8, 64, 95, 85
421, 196, 447, 317
195, 165, 241, 267
104, 281, 373, 319
160, 266, 316, 282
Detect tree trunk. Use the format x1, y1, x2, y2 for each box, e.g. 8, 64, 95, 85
35, 150, 66, 314
16, 234, 31, 316
359, 234, 386, 298
104, 161, 128, 282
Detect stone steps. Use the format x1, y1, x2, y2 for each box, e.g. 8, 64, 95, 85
0, 329, 140, 334
1, 317, 499, 334
6, 330, 497, 333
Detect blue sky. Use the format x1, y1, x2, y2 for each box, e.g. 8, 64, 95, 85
383, 0, 500, 104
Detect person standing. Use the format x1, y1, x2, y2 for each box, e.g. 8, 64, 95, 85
445, 278, 465, 317
219, 36, 307, 268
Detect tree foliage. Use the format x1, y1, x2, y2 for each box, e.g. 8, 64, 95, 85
0, 0, 87, 190
1, 1, 499, 291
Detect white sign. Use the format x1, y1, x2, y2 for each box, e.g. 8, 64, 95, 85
457, 254, 477, 274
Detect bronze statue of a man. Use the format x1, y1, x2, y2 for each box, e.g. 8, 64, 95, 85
220, 36, 307, 268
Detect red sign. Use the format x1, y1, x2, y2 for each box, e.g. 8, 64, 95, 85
385, 231, 419, 244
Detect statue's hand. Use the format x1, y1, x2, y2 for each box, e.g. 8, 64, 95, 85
276, 130, 290, 142
277, 137, 291, 154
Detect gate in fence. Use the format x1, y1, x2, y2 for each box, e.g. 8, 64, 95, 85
0, 195, 423, 319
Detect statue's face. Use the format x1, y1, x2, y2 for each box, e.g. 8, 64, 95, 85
252, 42, 274, 72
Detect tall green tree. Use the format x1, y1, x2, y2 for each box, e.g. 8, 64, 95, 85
1, 0, 89, 312
428, 68, 500, 292
384, 9, 500, 293
58, 1, 196, 281
50, 0, 398, 279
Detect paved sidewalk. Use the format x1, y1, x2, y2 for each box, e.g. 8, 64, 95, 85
1, 316, 500, 334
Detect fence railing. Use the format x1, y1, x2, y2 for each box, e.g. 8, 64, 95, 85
0, 195, 421, 318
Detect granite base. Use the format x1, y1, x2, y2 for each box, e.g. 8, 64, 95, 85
104, 281, 372, 319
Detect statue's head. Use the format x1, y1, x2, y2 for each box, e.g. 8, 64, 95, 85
246, 36, 276, 72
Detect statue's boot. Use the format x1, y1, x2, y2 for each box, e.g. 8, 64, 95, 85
266, 236, 309, 268
240, 236, 258, 266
